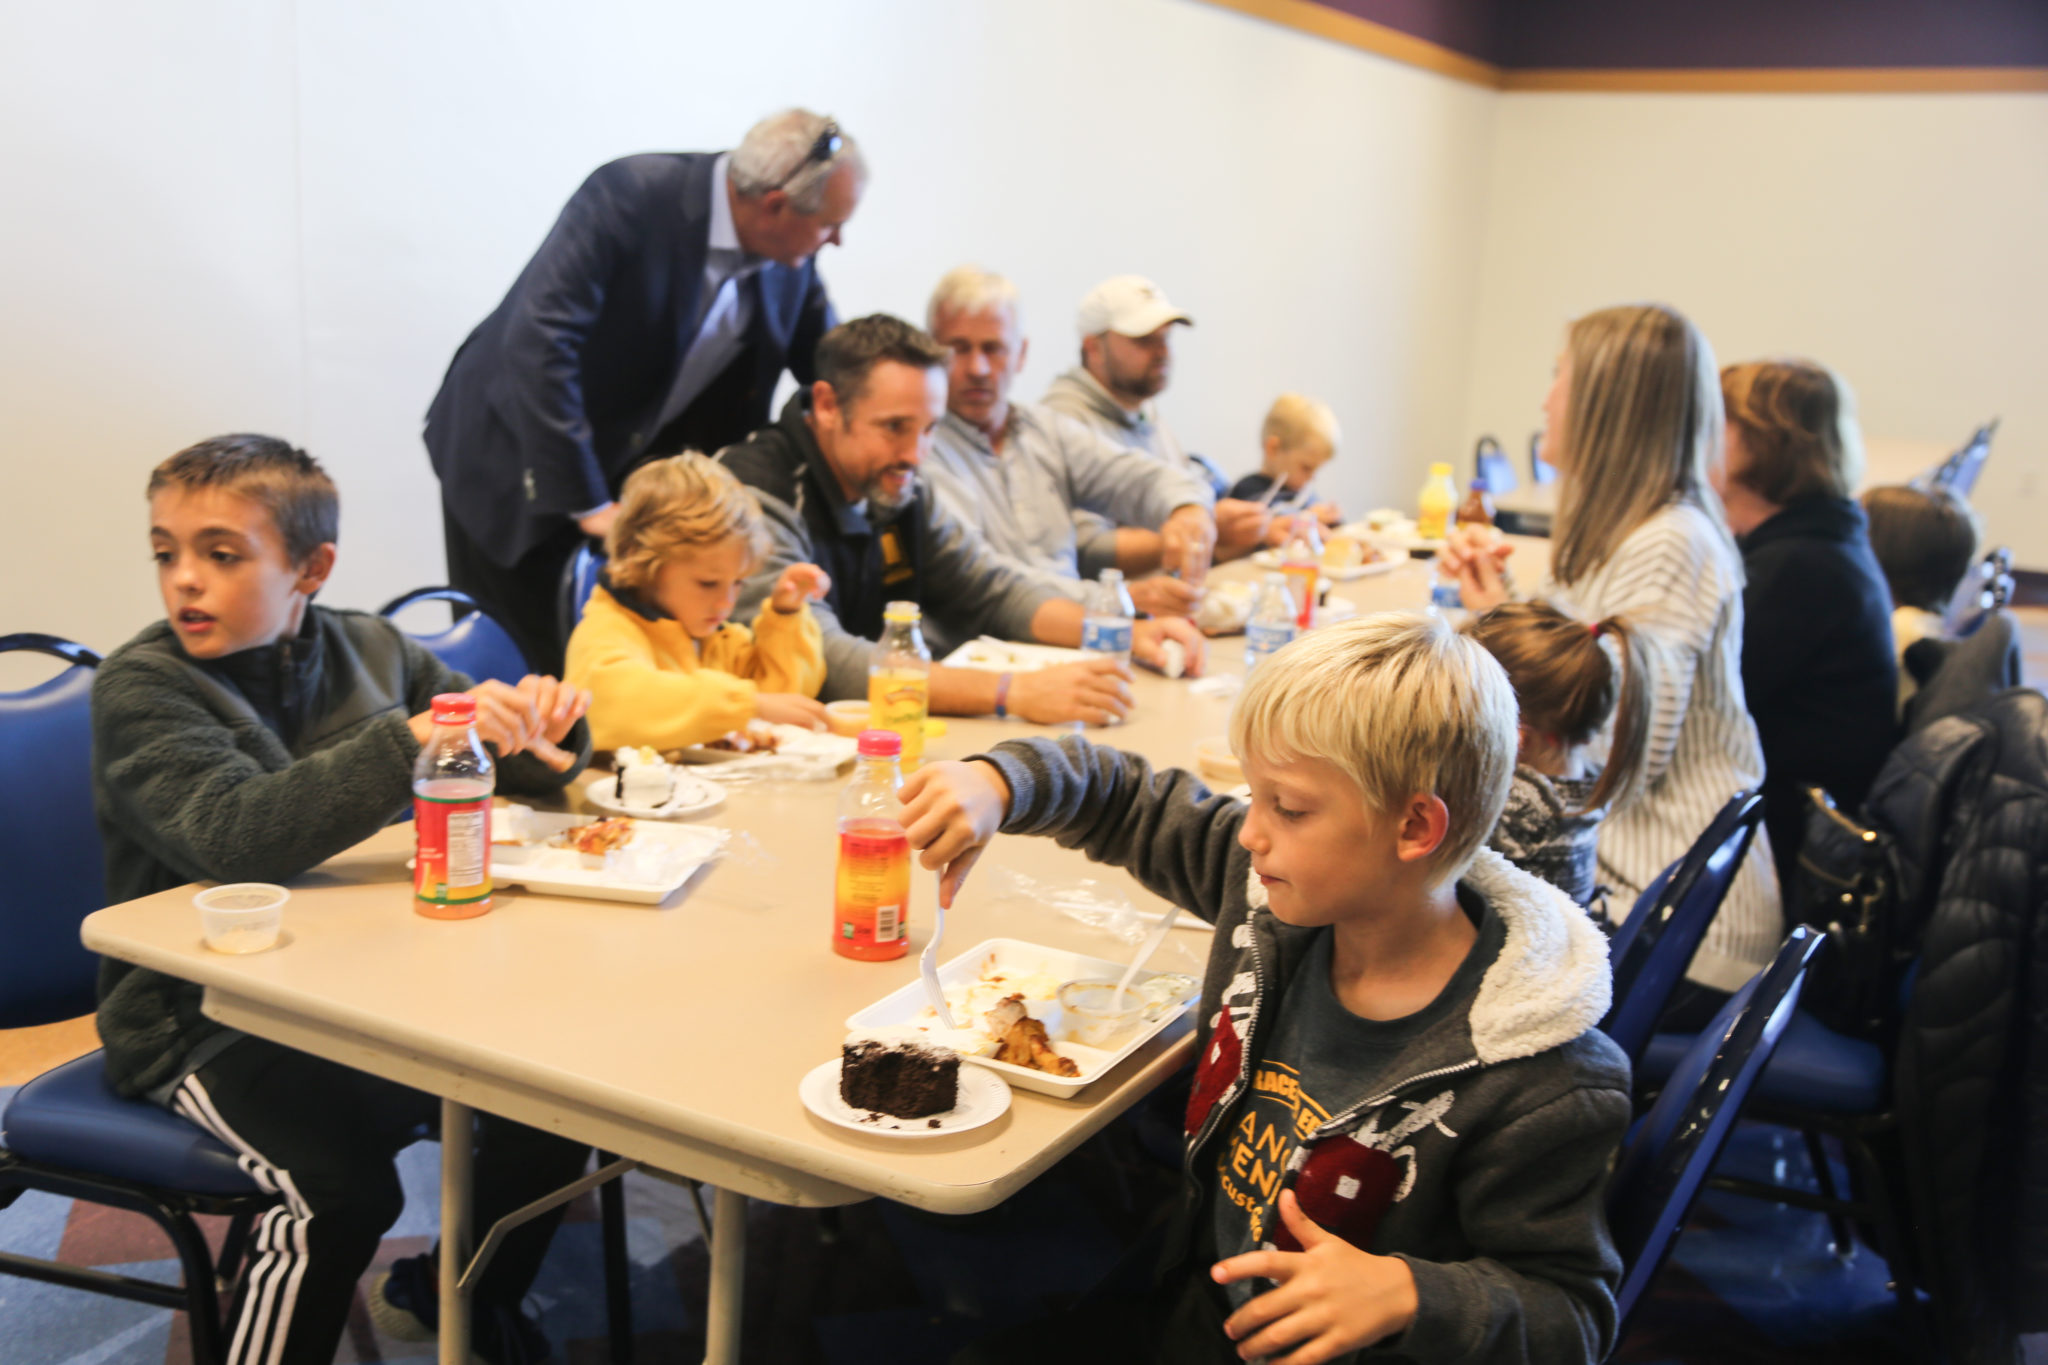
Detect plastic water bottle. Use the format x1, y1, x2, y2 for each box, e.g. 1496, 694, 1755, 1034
1244, 573, 1298, 673
1427, 560, 1465, 623
413, 693, 494, 919
1082, 568, 1135, 666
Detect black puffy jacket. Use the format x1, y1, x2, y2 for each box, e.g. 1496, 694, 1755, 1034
1863, 687, 2048, 1362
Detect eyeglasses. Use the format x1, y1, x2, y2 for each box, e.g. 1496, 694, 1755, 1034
773, 119, 843, 190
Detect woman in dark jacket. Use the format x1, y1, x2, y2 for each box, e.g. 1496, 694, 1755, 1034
1713, 359, 1899, 891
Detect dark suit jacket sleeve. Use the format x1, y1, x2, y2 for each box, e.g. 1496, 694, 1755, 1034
788, 268, 836, 386
493, 163, 645, 516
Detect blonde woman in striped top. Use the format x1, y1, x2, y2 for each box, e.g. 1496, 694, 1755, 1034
1445, 304, 1781, 1015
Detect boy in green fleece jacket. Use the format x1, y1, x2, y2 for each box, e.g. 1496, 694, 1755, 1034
92, 434, 594, 1365
905, 613, 1632, 1365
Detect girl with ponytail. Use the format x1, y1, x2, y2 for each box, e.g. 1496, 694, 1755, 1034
1465, 601, 1650, 921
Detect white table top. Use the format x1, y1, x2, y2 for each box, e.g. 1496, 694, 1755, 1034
80, 540, 1544, 1215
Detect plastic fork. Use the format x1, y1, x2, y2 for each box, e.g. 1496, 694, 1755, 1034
1112, 903, 1181, 1012
921, 868, 957, 1028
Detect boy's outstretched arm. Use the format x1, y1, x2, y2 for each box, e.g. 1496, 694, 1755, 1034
900, 734, 1246, 925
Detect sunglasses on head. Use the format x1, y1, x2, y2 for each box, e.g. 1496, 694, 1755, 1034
774, 119, 843, 190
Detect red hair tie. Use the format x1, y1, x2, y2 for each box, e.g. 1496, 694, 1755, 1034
1589, 622, 1604, 639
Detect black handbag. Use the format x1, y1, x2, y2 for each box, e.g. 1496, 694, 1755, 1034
1793, 786, 1906, 1040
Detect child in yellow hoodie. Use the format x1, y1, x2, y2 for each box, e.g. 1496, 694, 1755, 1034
568, 452, 831, 749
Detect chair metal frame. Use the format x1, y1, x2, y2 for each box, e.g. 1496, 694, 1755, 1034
1601, 790, 1766, 1066
0, 633, 274, 1364
1607, 926, 1825, 1350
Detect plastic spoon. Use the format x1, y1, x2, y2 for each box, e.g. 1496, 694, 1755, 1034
921, 868, 957, 1028
1112, 903, 1180, 1013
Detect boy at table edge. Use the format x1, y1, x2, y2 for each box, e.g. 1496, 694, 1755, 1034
91, 434, 596, 1365
903, 613, 1631, 1365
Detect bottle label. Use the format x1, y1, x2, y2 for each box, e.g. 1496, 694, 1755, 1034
1082, 618, 1132, 655
835, 820, 910, 960
1431, 579, 1464, 612
1246, 620, 1296, 664
1280, 564, 1319, 629
867, 669, 929, 766
414, 786, 493, 917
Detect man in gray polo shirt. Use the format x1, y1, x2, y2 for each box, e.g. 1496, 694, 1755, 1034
925, 267, 1217, 618
1041, 275, 1271, 564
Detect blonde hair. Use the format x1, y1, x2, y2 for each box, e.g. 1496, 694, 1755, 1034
1552, 304, 1727, 586
927, 265, 1021, 333
1464, 601, 1650, 815
1260, 393, 1340, 455
1229, 613, 1518, 884
1721, 359, 1864, 504
604, 453, 770, 591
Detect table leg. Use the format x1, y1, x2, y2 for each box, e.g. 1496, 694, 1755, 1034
702, 1186, 746, 1365
440, 1098, 473, 1365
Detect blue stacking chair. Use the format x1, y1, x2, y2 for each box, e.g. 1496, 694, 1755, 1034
379, 587, 531, 686
0, 634, 274, 1365
557, 542, 607, 647
1606, 926, 1825, 1349
1473, 436, 1518, 495
1600, 790, 1766, 1067
1911, 418, 1996, 500
1637, 968, 1925, 1339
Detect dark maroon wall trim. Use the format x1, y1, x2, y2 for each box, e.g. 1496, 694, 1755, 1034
1300, 0, 2048, 69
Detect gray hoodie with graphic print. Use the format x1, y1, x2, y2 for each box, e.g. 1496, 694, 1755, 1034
976, 735, 1633, 1365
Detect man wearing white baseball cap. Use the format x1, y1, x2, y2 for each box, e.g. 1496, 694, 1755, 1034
1044, 276, 1271, 564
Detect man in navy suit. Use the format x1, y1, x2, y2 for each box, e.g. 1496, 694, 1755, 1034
425, 109, 865, 671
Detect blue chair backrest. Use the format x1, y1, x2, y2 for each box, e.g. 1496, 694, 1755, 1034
1474, 436, 1518, 495
1608, 926, 1825, 1337
1912, 419, 1995, 500
1601, 790, 1765, 1066
378, 589, 529, 687
558, 543, 607, 643
0, 634, 108, 1028
1530, 430, 1559, 486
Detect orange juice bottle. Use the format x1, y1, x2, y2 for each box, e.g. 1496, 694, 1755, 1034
413, 693, 493, 918
834, 730, 910, 960
867, 600, 931, 768
1416, 462, 1458, 541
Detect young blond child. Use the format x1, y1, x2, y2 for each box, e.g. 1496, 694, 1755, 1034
1230, 392, 1344, 546
567, 452, 832, 749
909, 614, 1628, 1365
1464, 602, 1650, 921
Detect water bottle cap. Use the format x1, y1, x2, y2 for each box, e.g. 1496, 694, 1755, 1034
856, 729, 903, 758
430, 693, 476, 724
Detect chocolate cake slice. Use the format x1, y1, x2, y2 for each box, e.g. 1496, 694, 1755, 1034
840, 1039, 959, 1119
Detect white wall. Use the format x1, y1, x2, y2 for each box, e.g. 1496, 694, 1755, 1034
0, 0, 1496, 672
1460, 91, 2048, 561
6, 3, 2043, 689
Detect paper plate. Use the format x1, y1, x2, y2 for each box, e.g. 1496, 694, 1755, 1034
798, 1057, 1010, 1139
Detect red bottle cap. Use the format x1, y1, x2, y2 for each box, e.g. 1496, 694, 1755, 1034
857, 729, 903, 758
430, 694, 476, 725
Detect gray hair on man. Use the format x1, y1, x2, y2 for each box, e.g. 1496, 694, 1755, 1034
927, 265, 1023, 334
730, 108, 867, 215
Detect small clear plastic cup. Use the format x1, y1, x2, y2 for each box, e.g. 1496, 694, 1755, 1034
1058, 979, 1147, 1049
196, 883, 288, 954
824, 700, 870, 738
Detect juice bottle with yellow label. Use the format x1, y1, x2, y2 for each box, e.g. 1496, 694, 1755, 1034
834, 730, 910, 960
413, 693, 494, 919
1416, 462, 1458, 541
868, 600, 932, 768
